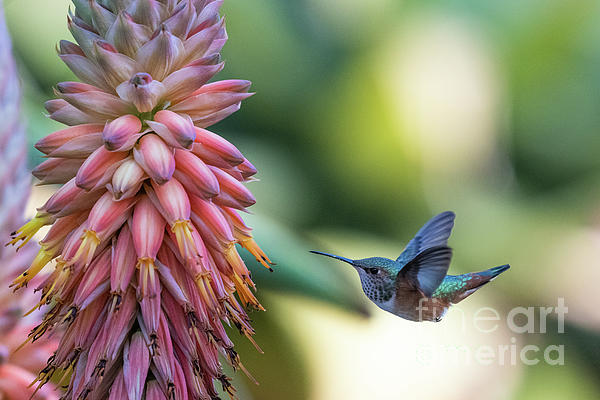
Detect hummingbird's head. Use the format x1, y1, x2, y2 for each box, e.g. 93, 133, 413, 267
310, 251, 397, 304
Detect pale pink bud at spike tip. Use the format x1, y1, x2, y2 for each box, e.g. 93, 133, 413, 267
102, 114, 142, 151
8, 0, 273, 397
116, 72, 165, 113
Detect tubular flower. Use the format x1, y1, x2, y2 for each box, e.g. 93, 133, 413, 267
7, 0, 273, 398
0, 1, 58, 399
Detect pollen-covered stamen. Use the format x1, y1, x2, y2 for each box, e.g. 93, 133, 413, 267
67, 229, 100, 268
6, 212, 54, 250
171, 220, 198, 261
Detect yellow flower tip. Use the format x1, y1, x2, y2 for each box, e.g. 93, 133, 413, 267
10, 247, 54, 290
231, 273, 262, 310
136, 257, 157, 298
171, 219, 198, 261
241, 238, 274, 271
69, 229, 100, 267
6, 212, 53, 250
194, 273, 219, 311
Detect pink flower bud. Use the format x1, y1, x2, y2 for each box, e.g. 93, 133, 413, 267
174, 149, 219, 197
108, 158, 146, 200
87, 192, 137, 240
32, 158, 83, 185
149, 178, 190, 225
191, 79, 252, 96
189, 195, 235, 249
56, 81, 100, 94
45, 98, 100, 126
46, 132, 103, 159
209, 166, 256, 209
110, 225, 137, 306
35, 124, 103, 155
72, 249, 110, 312
43, 178, 84, 214
162, 63, 223, 103
59, 90, 133, 120
238, 158, 258, 179
102, 114, 142, 151
131, 196, 166, 260
169, 90, 253, 122
148, 110, 196, 149
133, 134, 175, 185
76, 146, 128, 190
182, 17, 225, 65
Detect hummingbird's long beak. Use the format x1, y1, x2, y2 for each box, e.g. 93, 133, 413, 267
310, 250, 355, 265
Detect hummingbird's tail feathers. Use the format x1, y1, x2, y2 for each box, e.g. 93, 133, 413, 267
309, 250, 354, 265
397, 211, 455, 264
451, 264, 510, 303
399, 245, 452, 298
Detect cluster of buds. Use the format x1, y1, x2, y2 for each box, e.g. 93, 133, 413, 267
7, 0, 273, 398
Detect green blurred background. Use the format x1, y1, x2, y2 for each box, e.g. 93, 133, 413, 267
5, 0, 600, 399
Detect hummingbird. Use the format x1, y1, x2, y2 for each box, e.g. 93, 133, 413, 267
310, 211, 509, 322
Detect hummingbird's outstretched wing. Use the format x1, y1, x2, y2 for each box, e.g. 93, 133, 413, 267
396, 211, 455, 265
397, 245, 453, 297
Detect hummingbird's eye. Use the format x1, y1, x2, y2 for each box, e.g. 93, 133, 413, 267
366, 268, 378, 275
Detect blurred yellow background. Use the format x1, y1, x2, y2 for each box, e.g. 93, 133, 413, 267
5, 0, 600, 399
